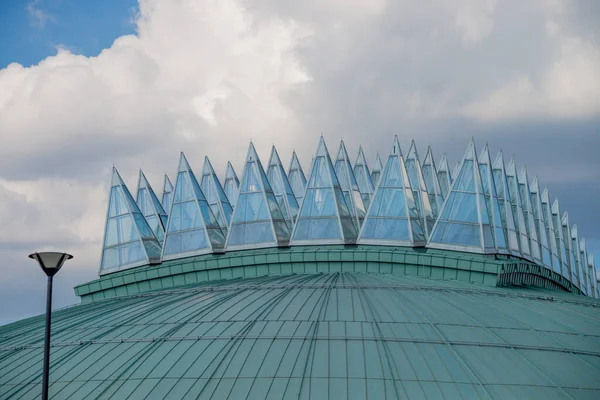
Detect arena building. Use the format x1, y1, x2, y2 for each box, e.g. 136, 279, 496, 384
1, 136, 599, 399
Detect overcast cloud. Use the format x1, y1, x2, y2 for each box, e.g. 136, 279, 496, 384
1, 0, 599, 324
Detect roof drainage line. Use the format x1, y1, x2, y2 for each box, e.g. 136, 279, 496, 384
106, 296, 228, 399
430, 287, 576, 399
297, 272, 340, 399
262, 274, 327, 399
148, 291, 252, 400
484, 294, 600, 388
31, 320, 600, 342
224, 275, 312, 400
83, 280, 600, 307
477, 293, 578, 398
347, 273, 405, 399
6, 335, 598, 356
0, 294, 139, 348
51, 294, 175, 346
194, 272, 307, 400
395, 287, 495, 400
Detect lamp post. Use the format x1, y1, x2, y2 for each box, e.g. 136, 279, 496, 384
29, 252, 73, 400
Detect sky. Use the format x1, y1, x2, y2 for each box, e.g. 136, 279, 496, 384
0, 0, 599, 325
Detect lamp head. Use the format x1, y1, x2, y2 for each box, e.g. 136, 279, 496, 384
28, 252, 73, 277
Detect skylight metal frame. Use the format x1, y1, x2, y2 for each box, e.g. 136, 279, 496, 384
267, 146, 300, 229
421, 146, 444, 219
359, 136, 425, 247
334, 140, 367, 230
225, 143, 291, 251
136, 170, 168, 243
288, 151, 307, 207
428, 140, 494, 254
99, 167, 162, 275
353, 146, 376, 212
223, 161, 240, 208
540, 188, 561, 275
405, 140, 435, 238
291, 137, 358, 245
161, 153, 226, 261
200, 156, 234, 235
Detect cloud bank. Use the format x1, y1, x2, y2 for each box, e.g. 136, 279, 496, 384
1, 0, 599, 324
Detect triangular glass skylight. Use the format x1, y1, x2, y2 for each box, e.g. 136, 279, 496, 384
267, 146, 299, 228
353, 146, 376, 211
200, 156, 233, 235
370, 152, 384, 188
589, 254, 598, 298
491, 152, 520, 256
291, 137, 358, 244
100, 167, 162, 273
552, 200, 572, 280
540, 188, 561, 274
561, 212, 579, 287
518, 167, 542, 264
505, 159, 532, 260
136, 170, 168, 243
570, 223, 584, 292
161, 175, 174, 212
162, 153, 226, 259
421, 146, 444, 218
478, 145, 508, 253
334, 140, 367, 228
428, 140, 494, 253
405, 140, 435, 237
529, 177, 552, 269
437, 154, 452, 199
359, 136, 425, 246
288, 151, 307, 207
223, 162, 240, 208
226, 143, 291, 249
579, 237, 590, 296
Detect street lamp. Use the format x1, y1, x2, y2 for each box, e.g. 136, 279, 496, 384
29, 252, 73, 400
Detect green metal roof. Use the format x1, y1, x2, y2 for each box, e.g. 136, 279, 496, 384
2, 271, 599, 399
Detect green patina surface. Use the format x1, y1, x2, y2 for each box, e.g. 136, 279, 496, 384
75, 245, 506, 303
2, 272, 599, 399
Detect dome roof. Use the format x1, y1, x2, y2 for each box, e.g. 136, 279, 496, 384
2, 268, 599, 399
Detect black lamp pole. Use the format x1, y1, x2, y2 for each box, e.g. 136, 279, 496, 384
29, 252, 73, 400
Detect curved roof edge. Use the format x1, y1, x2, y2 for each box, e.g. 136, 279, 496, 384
74, 245, 584, 304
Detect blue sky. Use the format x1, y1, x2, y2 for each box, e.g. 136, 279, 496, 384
0, 0, 137, 68
0, 0, 599, 325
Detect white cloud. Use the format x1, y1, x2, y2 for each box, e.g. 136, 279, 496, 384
453, 0, 497, 44
27, 0, 55, 28
462, 33, 600, 121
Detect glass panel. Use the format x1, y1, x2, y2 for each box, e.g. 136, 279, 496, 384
292, 137, 358, 244
267, 146, 300, 228
428, 140, 493, 252
161, 175, 174, 211
162, 153, 225, 257
506, 160, 532, 258
518, 168, 541, 262
200, 157, 233, 231
100, 168, 162, 272
359, 137, 424, 245
353, 147, 375, 211
288, 151, 307, 205
478, 148, 507, 252
431, 221, 481, 246
136, 171, 167, 242
227, 143, 290, 248
370, 153, 384, 187
224, 162, 240, 208
334, 141, 366, 227
405, 142, 435, 236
